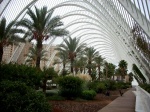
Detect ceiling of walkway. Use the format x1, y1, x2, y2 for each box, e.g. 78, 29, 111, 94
0, 0, 150, 80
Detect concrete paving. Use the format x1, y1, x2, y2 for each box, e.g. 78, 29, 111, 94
98, 88, 136, 112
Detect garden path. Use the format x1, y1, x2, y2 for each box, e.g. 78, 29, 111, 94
98, 87, 136, 112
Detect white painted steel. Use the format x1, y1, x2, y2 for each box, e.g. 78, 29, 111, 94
135, 86, 150, 112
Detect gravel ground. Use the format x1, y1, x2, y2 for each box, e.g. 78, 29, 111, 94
49, 90, 126, 112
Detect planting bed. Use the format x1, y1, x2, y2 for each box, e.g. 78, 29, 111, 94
50, 90, 127, 112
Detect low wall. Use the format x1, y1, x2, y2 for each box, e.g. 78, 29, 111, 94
135, 86, 150, 112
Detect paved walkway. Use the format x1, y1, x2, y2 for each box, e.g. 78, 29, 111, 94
98, 88, 136, 112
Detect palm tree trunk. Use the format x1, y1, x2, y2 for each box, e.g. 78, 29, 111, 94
36, 40, 42, 68
83, 67, 86, 74
43, 79, 47, 94
98, 66, 101, 81
75, 67, 78, 74
71, 60, 74, 73
88, 61, 91, 76
80, 67, 83, 73
0, 44, 3, 63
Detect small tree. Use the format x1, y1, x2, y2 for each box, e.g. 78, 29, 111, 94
57, 76, 83, 99
42, 67, 58, 93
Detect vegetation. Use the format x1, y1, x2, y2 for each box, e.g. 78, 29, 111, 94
16, 6, 68, 68
132, 23, 150, 62
56, 36, 86, 73
132, 64, 146, 84
57, 76, 83, 99
94, 55, 104, 80
84, 47, 99, 76
0, 17, 25, 63
42, 67, 58, 93
0, 4, 138, 112
140, 83, 150, 93
118, 60, 128, 81
0, 63, 56, 111
0, 80, 51, 112
0, 63, 42, 88
81, 90, 96, 100
25, 46, 48, 66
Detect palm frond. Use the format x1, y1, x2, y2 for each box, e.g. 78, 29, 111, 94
16, 19, 33, 31
9, 35, 26, 43
27, 7, 37, 24
5, 20, 15, 35
50, 28, 69, 37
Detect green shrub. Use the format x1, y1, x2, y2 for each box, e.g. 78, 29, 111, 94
87, 81, 99, 92
0, 80, 51, 112
81, 90, 96, 100
116, 82, 129, 89
87, 81, 106, 93
0, 63, 42, 88
97, 83, 106, 93
104, 80, 117, 90
57, 76, 83, 99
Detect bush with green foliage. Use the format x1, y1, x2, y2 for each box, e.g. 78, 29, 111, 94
115, 82, 129, 89
96, 82, 106, 93
0, 80, 51, 112
81, 90, 96, 100
87, 81, 99, 92
104, 80, 117, 90
57, 76, 83, 99
87, 81, 106, 93
0, 63, 42, 88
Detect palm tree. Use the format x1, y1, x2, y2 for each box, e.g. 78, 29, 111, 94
76, 56, 87, 74
115, 68, 122, 81
118, 60, 128, 81
25, 46, 48, 67
16, 6, 68, 68
0, 17, 25, 63
84, 47, 99, 76
94, 55, 104, 80
58, 36, 86, 73
42, 67, 58, 93
107, 63, 116, 79
54, 48, 68, 75
103, 61, 108, 79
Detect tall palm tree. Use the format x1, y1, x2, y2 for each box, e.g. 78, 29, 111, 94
25, 46, 48, 66
84, 47, 99, 76
107, 63, 116, 79
94, 55, 104, 80
103, 61, 108, 79
58, 36, 86, 73
118, 60, 128, 81
0, 17, 25, 63
54, 48, 68, 75
16, 6, 68, 68
76, 56, 87, 74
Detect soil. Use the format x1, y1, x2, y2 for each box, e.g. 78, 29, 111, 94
49, 89, 127, 112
